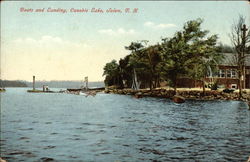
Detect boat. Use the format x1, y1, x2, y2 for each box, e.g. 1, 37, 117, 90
67, 88, 82, 92
79, 91, 96, 97
173, 95, 185, 103
134, 94, 142, 99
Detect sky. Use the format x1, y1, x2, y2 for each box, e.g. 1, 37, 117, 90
1, 1, 249, 82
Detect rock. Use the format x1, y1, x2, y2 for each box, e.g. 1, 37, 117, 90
137, 92, 143, 95
173, 95, 185, 103
223, 88, 235, 93
216, 96, 221, 99
161, 89, 166, 93
189, 95, 195, 99
157, 93, 162, 97
118, 90, 124, 94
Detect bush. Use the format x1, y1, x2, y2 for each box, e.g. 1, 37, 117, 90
210, 82, 218, 90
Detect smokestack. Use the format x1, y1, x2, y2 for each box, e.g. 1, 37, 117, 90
33, 76, 35, 90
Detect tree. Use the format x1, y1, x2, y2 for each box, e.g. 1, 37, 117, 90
103, 60, 121, 86
125, 42, 144, 52
103, 18, 232, 93
145, 45, 163, 88
129, 44, 163, 90
161, 18, 221, 93
161, 31, 189, 92
119, 55, 133, 88
124, 41, 146, 89
230, 15, 250, 98
186, 35, 223, 94
217, 43, 234, 53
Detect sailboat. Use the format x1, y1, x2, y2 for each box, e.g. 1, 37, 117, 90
131, 69, 140, 90
79, 76, 96, 97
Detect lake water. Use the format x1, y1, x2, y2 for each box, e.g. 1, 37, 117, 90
1, 88, 250, 161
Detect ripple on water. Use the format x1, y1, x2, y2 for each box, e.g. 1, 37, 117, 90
50, 132, 58, 135
139, 147, 165, 155
40, 157, 54, 161
9, 120, 22, 123
67, 137, 87, 141
6, 150, 36, 158
19, 137, 30, 140
1, 90, 249, 161
43, 146, 56, 150
68, 155, 78, 159
19, 128, 34, 131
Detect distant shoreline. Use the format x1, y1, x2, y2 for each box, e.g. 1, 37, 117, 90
0, 80, 104, 89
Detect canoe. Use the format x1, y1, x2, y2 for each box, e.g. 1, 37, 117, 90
173, 95, 185, 103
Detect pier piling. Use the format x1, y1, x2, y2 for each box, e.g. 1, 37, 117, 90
33, 76, 35, 90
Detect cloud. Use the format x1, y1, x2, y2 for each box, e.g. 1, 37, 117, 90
98, 28, 135, 35
144, 21, 176, 29
13, 35, 86, 48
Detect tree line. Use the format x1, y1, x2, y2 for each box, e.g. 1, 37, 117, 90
0, 80, 27, 87
103, 17, 249, 95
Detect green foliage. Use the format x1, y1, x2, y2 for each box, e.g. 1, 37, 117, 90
103, 18, 224, 91
125, 42, 144, 52
119, 55, 133, 87
161, 18, 222, 91
103, 60, 121, 86
210, 82, 218, 90
128, 44, 163, 89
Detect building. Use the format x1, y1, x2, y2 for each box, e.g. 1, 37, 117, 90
43, 85, 49, 92
213, 53, 250, 89
176, 53, 250, 89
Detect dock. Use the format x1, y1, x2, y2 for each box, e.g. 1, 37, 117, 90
27, 76, 58, 93
67, 87, 105, 92
66, 87, 105, 96
27, 90, 55, 93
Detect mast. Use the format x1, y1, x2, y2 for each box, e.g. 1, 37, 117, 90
132, 69, 140, 90
84, 76, 88, 90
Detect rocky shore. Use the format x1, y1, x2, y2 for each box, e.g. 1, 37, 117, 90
104, 88, 250, 107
